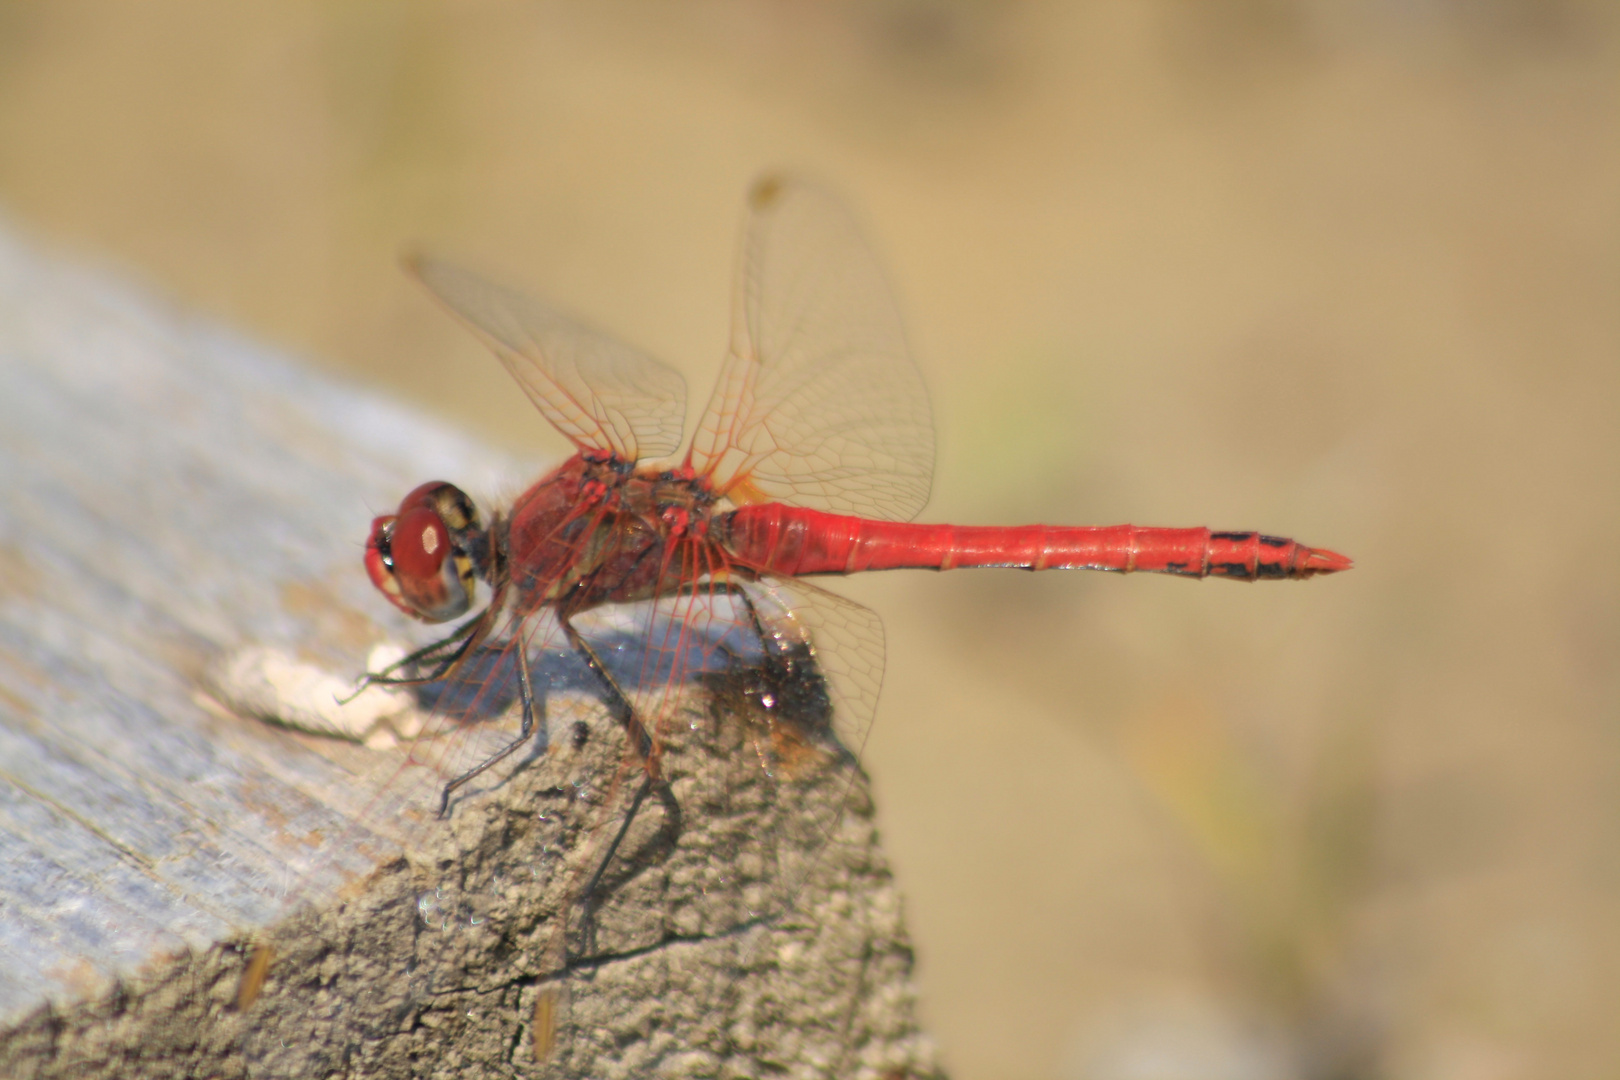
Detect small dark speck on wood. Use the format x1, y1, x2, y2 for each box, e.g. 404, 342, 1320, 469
0, 223, 944, 1079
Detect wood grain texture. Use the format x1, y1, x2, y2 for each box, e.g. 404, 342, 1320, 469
0, 223, 942, 1079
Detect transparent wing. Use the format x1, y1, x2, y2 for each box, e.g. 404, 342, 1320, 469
686, 176, 936, 520
621, 567, 882, 925
593, 568, 883, 777
410, 255, 687, 462
740, 573, 885, 760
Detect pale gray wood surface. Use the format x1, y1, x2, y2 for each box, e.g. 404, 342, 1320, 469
0, 223, 941, 1079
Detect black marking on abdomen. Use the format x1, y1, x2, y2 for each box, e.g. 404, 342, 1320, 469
1212, 562, 1253, 579
1259, 535, 1290, 548
1210, 531, 1254, 542
1255, 560, 1289, 579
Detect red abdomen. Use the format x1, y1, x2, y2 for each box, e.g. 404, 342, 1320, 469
720, 505, 1351, 581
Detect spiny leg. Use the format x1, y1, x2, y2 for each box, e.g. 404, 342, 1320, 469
550, 580, 774, 947
558, 613, 654, 763
676, 577, 784, 678
339, 614, 483, 704
556, 605, 708, 924
435, 632, 541, 817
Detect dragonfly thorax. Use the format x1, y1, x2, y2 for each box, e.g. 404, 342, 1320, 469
499, 454, 729, 612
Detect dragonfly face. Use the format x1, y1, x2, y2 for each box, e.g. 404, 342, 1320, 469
364, 480, 485, 622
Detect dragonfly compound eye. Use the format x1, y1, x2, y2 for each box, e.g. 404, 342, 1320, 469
364, 482, 481, 622
363, 513, 408, 613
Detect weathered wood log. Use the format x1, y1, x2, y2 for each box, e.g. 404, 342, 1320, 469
0, 222, 942, 1079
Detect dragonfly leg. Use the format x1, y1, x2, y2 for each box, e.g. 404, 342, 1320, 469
558, 614, 654, 764
683, 578, 840, 752
338, 614, 484, 703
680, 579, 799, 682
557, 610, 691, 937
435, 634, 542, 817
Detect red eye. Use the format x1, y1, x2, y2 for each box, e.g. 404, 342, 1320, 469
391, 506, 450, 580
363, 482, 482, 622
363, 513, 403, 607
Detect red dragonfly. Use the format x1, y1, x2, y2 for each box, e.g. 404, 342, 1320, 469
358, 175, 1349, 1049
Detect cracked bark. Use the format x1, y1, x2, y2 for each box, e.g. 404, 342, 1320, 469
0, 225, 943, 1078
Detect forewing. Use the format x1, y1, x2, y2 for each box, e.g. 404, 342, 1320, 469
410, 255, 687, 462
687, 177, 935, 520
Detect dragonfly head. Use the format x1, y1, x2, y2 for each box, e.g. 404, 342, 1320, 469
365, 481, 485, 622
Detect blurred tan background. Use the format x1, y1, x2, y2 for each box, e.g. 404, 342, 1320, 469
2, 3, 1616, 1078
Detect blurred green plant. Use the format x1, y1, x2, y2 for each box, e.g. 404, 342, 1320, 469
1122, 692, 1382, 1078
